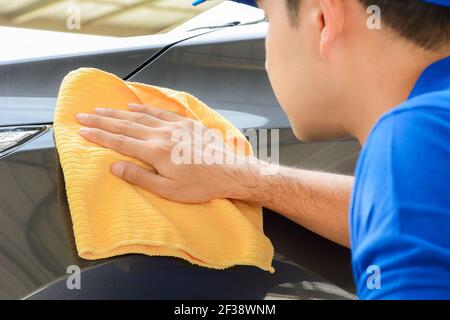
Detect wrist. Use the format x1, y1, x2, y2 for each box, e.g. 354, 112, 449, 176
224, 158, 272, 204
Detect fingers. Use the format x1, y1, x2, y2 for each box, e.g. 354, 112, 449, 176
128, 103, 185, 122
76, 113, 151, 139
93, 107, 167, 128
111, 161, 173, 196
79, 127, 150, 163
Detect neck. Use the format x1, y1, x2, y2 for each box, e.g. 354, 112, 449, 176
345, 44, 447, 145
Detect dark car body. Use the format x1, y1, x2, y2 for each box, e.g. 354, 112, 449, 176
0, 21, 360, 300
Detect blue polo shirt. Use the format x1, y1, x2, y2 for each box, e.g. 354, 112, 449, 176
350, 56, 450, 300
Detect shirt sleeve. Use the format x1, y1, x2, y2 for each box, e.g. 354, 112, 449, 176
354, 107, 450, 300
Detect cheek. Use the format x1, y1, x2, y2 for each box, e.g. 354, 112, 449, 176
265, 24, 295, 106
265, 24, 285, 91
264, 23, 310, 136
264, 27, 272, 73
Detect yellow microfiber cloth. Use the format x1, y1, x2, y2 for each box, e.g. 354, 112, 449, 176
53, 68, 274, 273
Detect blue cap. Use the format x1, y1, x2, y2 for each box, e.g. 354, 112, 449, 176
192, 0, 258, 7
422, 0, 450, 6
193, 0, 450, 8
226, 0, 258, 6
229, 0, 450, 7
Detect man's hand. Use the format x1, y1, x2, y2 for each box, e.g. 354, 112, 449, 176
76, 103, 257, 204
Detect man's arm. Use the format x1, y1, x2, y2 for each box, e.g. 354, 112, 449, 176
76, 104, 353, 248
227, 163, 353, 247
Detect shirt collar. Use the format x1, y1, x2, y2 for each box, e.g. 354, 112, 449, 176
409, 55, 450, 99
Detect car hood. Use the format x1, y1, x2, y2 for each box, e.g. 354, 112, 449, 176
0, 30, 214, 127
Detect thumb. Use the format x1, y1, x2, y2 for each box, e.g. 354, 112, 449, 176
111, 161, 172, 195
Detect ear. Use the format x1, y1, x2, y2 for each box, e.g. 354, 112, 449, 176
318, 0, 345, 60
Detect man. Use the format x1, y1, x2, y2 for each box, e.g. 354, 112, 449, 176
75, 0, 450, 299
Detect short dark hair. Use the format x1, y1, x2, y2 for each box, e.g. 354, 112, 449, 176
285, 0, 450, 51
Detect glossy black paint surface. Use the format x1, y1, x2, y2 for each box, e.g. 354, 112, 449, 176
0, 49, 164, 127
0, 24, 360, 299
1, 129, 357, 300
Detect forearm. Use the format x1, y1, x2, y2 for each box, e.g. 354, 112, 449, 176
228, 163, 353, 248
